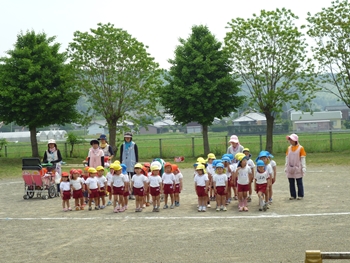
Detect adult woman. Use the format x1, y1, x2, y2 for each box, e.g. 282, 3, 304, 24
98, 134, 114, 165
120, 132, 139, 199
285, 133, 306, 200
87, 139, 104, 168
43, 139, 62, 176
227, 135, 244, 162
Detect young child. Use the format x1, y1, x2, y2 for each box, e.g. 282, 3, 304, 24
96, 166, 107, 209
194, 164, 209, 212
222, 156, 232, 204
60, 172, 71, 211
111, 163, 126, 213
243, 148, 255, 202
213, 162, 228, 211
172, 164, 183, 207
53, 167, 61, 197
106, 165, 114, 206
70, 169, 84, 210
255, 160, 271, 211
121, 164, 130, 210
234, 154, 252, 212
131, 163, 147, 212
87, 139, 104, 168
149, 165, 163, 212
256, 151, 274, 207
142, 163, 151, 207
85, 168, 101, 211
206, 153, 216, 201
162, 162, 176, 209
82, 167, 90, 204
268, 154, 277, 204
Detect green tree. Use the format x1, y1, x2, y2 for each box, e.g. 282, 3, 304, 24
0, 31, 80, 157
160, 25, 243, 155
224, 8, 317, 153
68, 23, 162, 153
0, 138, 7, 157
306, 0, 350, 108
65, 132, 84, 157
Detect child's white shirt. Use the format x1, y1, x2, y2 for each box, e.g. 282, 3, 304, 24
70, 178, 83, 190
213, 173, 228, 187
85, 177, 99, 189
174, 172, 183, 184
149, 175, 162, 187
255, 170, 269, 184
247, 159, 255, 169
97, 176, 107, 188
270, 160, 277, 168
162, 172, 175, 185
122, 173, 130, 183
106, 172, 113, 186
60, 181, 70, 191
132, 174, 147, 188
236, 166, 252, 185
194, 173, 209, 186
112, 174, 125, 187
266, 164, 274, 179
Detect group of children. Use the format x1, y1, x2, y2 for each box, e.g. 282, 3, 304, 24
194, 149, 276, 212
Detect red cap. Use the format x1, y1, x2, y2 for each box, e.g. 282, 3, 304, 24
62, 172, 69, 177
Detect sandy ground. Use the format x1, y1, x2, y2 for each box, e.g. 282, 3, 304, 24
1, 165, 350, 263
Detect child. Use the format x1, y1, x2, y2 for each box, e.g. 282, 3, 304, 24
172, 164, 183, 207
268, 154, 277, 204
60, 172, 71, 211
162, 162, 176, 209
234, 154, 252, 212
82, 167, 90, 204
222, 156, 232, 204
87, 139, 104, 168
243, 148, 255, 202
70, 169, 84, 210
149, 165, 163, 212
96, 166, 107, 209
213, 162, 228, 211
85, 168, 101, 211
111, 163, 126, 213
53, 167, 61, 197
142, 163, 151, 207
121, 164, 130, 210
131, 163, 148, 212
106, 165, 114, 206
206, 153, 216, 201
255, 160, 271, 211
194, 164, 209, 212
256, 151, 274, 207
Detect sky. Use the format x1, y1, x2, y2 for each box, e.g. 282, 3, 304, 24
0, 0, 334, 69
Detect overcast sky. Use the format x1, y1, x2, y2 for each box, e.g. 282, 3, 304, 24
1, 0, 333, 69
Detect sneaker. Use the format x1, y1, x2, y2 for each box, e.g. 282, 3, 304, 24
216, 207, 220, 212
225, 201, 229, 205
119, 207, 125, 212
175, 202, 180, 207
63, 208, 68, 212
75, 206, 80, 211
107, 200, 112, 206
247, 196, 252, 202
223, 206, 227, 211
139, 208, 143, 212
263, 203, 268, 211
68, 207, 72, 211
202, 207, 206, 212
198, 206, 202, 212
259, 208, 263, 211
80, 206, 84, 210
95, 206, 99, 210
135, 208, 139, 212
156, 207, 160, 212
163, 205, 168, 209
269, 198, 273, 203
289, 197, 296, 200
100, 205, 105, 209
207, 204, 211, 208
228, 198, 232, 203
238, 207, 243, 212
243, 206, 249, 212
220, 205, 224, 211
142, 204, 146, 208
297, 197, 303, 200
88, 206, 92, 211
152, 207, 156, 212
124, 205, 128, 210
233, 196, 238, 200
170, 204, 175, 209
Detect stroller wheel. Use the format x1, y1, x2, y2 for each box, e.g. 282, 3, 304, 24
23, 195, 29, 200
48, 186, 56, 198
26, 191, 34, 199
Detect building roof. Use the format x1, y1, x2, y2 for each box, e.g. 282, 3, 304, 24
325, 105, 349, 111
89, 120, 134, 127
294, 120, 330, 124
233, 112, 266, 123
291, 111, 342, 121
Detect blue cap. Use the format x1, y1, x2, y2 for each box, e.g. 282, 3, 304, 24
256, 160, 265, 167
98, 134, 107, 140
256, 151, 270, 162
222, 157, 231, 163
216, 163, 224, 169
193, 163, 198, 167
226, 154, 234, 160
121, 164, 127, 173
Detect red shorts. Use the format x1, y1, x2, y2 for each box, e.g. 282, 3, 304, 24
174, 183, 181, 194
113, 186, 124, 195
89, 188, 98, 198
72, 189, 83, 199
123, 190, 129, 197
216, 186, 226, 196
196, 186, 206, 197
133, 187, 144, 196
237, 184, 249, 192
256, 183, 267, 194
163, 184, 174, 195
99, 187, 106, 197
62, 190, 71, 200
107, 186, 112, 193
150, 186, 160, 197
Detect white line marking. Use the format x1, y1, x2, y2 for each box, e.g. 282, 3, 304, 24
1, 211, 350, 220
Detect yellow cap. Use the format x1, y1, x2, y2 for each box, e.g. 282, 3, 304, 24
243, 148, 250, 153
151, 165, 160, 171
196, 157, 206, 164
96, 166, 104, 171
196, 164, 205, 170
88, 167, 97, 174
235, 153, 246, 161
113, 160, 120, 165
207, 153, 216, 159
110, 164, 122, 171
134, 163, 143, 169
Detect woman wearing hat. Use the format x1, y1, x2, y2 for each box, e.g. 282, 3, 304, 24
285, 133, 306, 200
227, 135, 244, 162
43, 139, 62, 176
98, 134, 114, 162
119, 132, 139, 199
87, 139, 104, 168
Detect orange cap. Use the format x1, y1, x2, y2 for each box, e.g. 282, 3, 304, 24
171, 164, 179, 173
77, 169, 83, 175
84, 166, 90, 171
164, 162, 172, 168
62, 172, 69, 177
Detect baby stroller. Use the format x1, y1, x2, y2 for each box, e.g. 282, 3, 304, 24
22, 158, 57, 200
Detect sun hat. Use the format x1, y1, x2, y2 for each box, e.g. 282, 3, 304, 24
88, 168, 97, 174
243, 148, 250, 153
143, 162, 151, 168
84, 166, 90, 171
235, 153, 246, 162
96, 166, 104, 171
256, 160, 265, 167
207, 153, 216, 160
134, 163, 143, 169
62, 172, 69, 177
70, 169, 78, 175
286, 133, 298, 142
215, 163, 224, 169
124, 132, 133, 138
121, 164, 127, 173
48, 139, 56, 145
98, 134, 107, 140
151, 165, 160, 171
113, 160, 120, 165
90, 139, 99, 145
255, 151, 271, 162
196, 164, 205, 170
229, 135, 239, 143
171, 164, 179, 173
77, 169, 83, 175
222, 157, 231, 163
197, 157, 206, 164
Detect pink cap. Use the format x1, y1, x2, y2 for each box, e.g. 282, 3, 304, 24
229, 135, 239, 143
286, 133, 298, 142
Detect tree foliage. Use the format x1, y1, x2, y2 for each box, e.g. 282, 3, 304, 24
306, 0, 350, 108
160, 25, 243, 155
0, 31, 80, 157
65, 132, 84, 158
67, 23, 162, 152
224, 8, 317, 153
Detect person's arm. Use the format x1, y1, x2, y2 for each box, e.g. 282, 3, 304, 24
108, 146, 114, 160
101, 156, 104, 167
43, 151, 48, 163
179, 178, 183, 192
119, 144, 124, 162
134, 144, 139, 162
272, 166, 277, 183
205, 179, 209, 194
87, 157, 90, 167
225, 179, 228, 194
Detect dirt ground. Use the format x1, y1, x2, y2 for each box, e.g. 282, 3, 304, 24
1, 165, 350, 263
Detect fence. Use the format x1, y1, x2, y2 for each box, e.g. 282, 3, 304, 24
305, 250, 350, 262
1, 131, 349, 160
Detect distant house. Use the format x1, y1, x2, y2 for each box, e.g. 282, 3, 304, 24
187, 122, 202, 133
87, 120, 134, 135
139, 125, 159, 135
291, 111, 342, 131
232, 112, 266, 126
325, 105, 350, 120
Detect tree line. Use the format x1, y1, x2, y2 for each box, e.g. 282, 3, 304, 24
1, 1, 350, 156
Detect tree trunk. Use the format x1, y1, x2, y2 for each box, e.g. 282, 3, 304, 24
30, 127, 39, 157
265, 113, 275, 154
202, 124, 210, 156
108, 120, 118, 156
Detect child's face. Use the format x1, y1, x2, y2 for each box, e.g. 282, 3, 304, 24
92, 144, 99, 149
90, 173, 95, 178
197, 169, 203, 175
244, 152, 249, 157
240, 159, 247, 167
260, 157, 268, 164
152, 170, 159, 176
62, 176, 68, 181
115, 169, 122, 175
164, 166, 172, 173
216, 167, 223, 174
223, 162, 229, 167
84, 171, 89, 176
98, 170, 104, 176
173, 170, 179, 175
134, 168, 141, 174
72, 173, 79, 179
257, 166, 265, 173
208, 159, 214, 164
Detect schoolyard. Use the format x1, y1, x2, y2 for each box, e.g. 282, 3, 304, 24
1, 164, 350, 263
